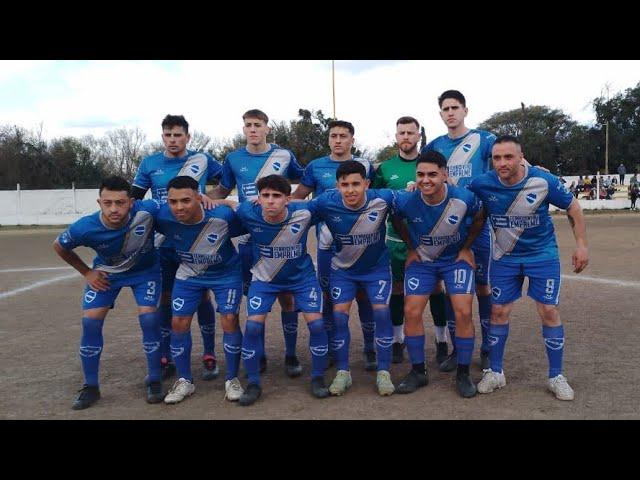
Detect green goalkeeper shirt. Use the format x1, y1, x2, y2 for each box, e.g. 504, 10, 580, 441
372, 153, 417, 241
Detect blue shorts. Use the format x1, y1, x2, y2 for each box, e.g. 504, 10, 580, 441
329, 264, 392, 305
238, 242, 254, 296
171, 278, 242, 316
405, 260, 475, 297
489, 259, 561, 305
247, 277, 323, 315
159, 246, 180, 293
317, 248, 333, 292
82, 269, 161, 310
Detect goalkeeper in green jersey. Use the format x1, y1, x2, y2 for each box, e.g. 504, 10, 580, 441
372, 116, 449, 365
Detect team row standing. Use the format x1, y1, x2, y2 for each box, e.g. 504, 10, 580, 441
54, 89, 588, 410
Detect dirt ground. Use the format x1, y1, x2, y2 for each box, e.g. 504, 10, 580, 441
1, 212, 639, 420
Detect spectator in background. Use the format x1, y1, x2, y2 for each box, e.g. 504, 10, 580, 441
569, 181, 577, 198
603, 176, 611, 189
577, 175, 585, 192
618, 163, 626, 185
630, 173, 639, 187
630, 182, 639, 211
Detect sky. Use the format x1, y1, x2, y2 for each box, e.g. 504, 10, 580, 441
1, 60, 639, 154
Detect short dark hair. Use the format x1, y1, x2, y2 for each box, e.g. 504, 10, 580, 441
416, 150, 447, 169
256, 174, 291, 195
336, 160, 366, 180
99, 176, 131, 195
328, 120, 355, 136
167, 175, 199, 191
493, 135, 522, 148
242, 109, 269, 124
438, 90, 466, 108
162, 114, 189, 133
396, 116, 420, 129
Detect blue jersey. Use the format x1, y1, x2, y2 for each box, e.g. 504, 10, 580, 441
308, 189, 396, 274
235, 201, 319, 284
468, 167, 575, 263
133, 150, 223, 204
220, 144, 303, 202
300, 155, 376, 250
423, 129, 496, 189
394, 185, 479, 264
57, 200, 160, 277
154, 204, 245, 285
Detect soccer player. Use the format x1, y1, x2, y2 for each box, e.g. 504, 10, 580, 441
230, 175, 330, 406
390, 151, 481, 398
423, 90, 496, 372
306, 160, 396, 396
372, 116, 449, 365
292, 120, 379, 371
208, 109, 305, 377
132, 114, 223, 382
468, 135, 588, 401
53, 176, 164, 410
155, 176, 245, 404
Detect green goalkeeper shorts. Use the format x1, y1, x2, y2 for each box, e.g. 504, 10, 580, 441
388, 239, 408, 283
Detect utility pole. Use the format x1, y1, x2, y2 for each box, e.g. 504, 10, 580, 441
332, 60, 336, 119
604, 83, 611, 175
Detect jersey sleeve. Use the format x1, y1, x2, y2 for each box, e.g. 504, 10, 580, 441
56, 220, 85, 250
219, 205, 248, 237
483, 133, 497, 172
132, 157, 151, 191
140, 199, 161, 218
286, 151, 305, 180
206, 154, 224, 182
300, 162, 317, 189
306, 194, 326, 221
371, 163, 386, 188
421, 139, 436, 154
466, 191, 480, 218
367, 162, 377, 184
392, 190, 412, 219
546, 173, 575, 210
220, 156, 236, 191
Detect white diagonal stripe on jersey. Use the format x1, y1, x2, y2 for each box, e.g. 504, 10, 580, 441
447, 132, 481, 186
255, 149, 292, 181
416, 198, 468, 262
178, 153, 208, 182
493, 177, 547, 260
318, 222, 334, 250
331, 198, 388, 270
96, 211, 154, 274
251, 209, 312, 282
176, 218, 229, 280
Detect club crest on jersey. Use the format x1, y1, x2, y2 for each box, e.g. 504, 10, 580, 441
189, 164, 200, 175
172, 297, 185, 311
207, 233, 219, 244
447, 214, 459, 225
134, 225, 146, 236
84, 290, 97, 303
462, 143, 472, 153
290, 223, 301, 234
407, 277, 420, 291
491, 287, 502, 299
331, 287, 342, 300
526, 193, 537, 204
368, 211, 379, 222
272, 161, 282, 172
249, 296, 262, 310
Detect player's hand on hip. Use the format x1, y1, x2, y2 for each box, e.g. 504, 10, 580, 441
85, 270, 110, 291
405, 249, 419, 268
456, 247, 476, 270
572, 246, 589, 273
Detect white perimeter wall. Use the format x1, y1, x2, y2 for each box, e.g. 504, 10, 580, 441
0, 177, 635, 226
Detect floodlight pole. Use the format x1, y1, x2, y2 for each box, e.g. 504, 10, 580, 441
332, 60, 336, 119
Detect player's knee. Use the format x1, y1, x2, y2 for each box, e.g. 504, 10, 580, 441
491, 304, 510, 324
538, 303, 560, 325
171, 315, 191, 332
307, 318, 325, 335
220, 314, 239, 332
245, 319, 264, 338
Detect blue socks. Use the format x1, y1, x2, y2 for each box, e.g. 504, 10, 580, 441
405, 335, 425, 366
478, 294, 491, 353
170, 331, 193, 382
197, 300, 216, 356
444, 295, 456, 349
138, 312, 161, 383
307, 319, 328, 377
281, 311, 299, 357
242, 320, 265, 385
322, 302, 335, 355
488, 324, 509, 374
332, 312, 351, 371
79, 317, 104, 387
455, 336, 475, 366
356, 297, 375, 353
222, 330, 243, 381
159, 304, 172, 361
543, 325, 565, 378
372, 307, 393, 371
